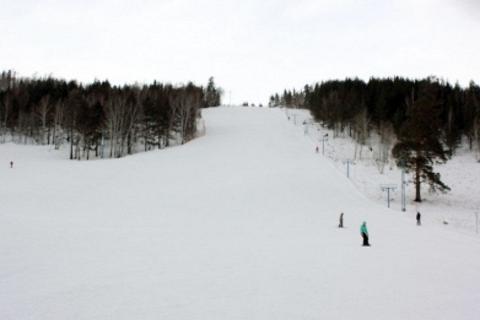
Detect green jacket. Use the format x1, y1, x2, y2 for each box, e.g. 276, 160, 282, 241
360, 223, 368, 235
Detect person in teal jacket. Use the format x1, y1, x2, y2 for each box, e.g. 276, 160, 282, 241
360, 221, 370, 246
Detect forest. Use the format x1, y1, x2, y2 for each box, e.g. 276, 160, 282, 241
0, 71, 222, 160
270, 77, 480, 201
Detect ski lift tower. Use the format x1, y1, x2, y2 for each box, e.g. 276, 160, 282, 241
380, 184, 397, 208
343, 158, 354, 178
319, 133, 329, 156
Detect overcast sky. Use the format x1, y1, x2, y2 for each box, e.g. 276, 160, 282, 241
1, 0, 479, 104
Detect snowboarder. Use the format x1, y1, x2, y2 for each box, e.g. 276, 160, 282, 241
10, 161, 13, 168
416, 212, 421, 226
338, 212, 344, 228
360, 221, 370, 246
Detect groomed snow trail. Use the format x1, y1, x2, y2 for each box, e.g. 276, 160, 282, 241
1, 106, 479, 319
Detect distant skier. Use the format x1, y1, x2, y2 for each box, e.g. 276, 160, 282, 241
416, 212, 421, 226
10, 160, 13, 168
315, 146, 319, 153
338, 212, 344, 228
360, 221, 370, 246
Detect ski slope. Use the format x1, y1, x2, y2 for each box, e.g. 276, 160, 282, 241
285, 108, 480, 234
1, 106, 479, 319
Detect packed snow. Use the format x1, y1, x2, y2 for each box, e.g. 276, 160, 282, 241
1, 106, 480, 319
286, 108, 480, 235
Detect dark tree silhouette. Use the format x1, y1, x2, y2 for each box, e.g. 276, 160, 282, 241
0, 70, 211, 159
392, 85, 451, 202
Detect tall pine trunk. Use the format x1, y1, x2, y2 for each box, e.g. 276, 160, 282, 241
415, 154, 422, 202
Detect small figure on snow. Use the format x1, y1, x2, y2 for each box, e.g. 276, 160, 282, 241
360, 221, 370, 246
416, 212, 421, 226
338, 212, 344, 228
10, 160, 13, 168
315, 146, 319, 153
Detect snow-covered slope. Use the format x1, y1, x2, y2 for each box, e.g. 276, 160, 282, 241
284, 108, 480, 234
1, 106, 479, 319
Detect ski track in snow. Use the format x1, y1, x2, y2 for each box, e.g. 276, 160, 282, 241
1, 106, 479, 319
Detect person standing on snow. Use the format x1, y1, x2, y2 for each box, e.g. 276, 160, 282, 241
360, 221, 370, 246
10, 161, 13, 168
416, 212, 421, 226
339, 212, 344, 228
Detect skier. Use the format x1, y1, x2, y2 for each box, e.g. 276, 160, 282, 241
315, 146, 319, 153
360, 221, 370, 246
338, 212, 344, 228
416, 212, 421, 226
10, 160, 13, 168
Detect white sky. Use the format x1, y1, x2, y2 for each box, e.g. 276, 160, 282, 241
1, 0, 479, 104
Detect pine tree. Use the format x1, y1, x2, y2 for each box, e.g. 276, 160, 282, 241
204, 77, 221, 107
392, 85, 451, 202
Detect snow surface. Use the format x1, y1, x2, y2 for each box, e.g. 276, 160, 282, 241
1, 106, 480, 319
286, 108, 480, 235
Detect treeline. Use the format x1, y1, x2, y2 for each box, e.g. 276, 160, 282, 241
0, 71, 222, 159
270, 77, 480, 201
271, 77, 480, 152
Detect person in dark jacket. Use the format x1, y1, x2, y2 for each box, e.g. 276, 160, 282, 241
416, 212, 421, 226
10, 161, 13, 168
338, 212, 344, 228
360, 221, 370, 246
